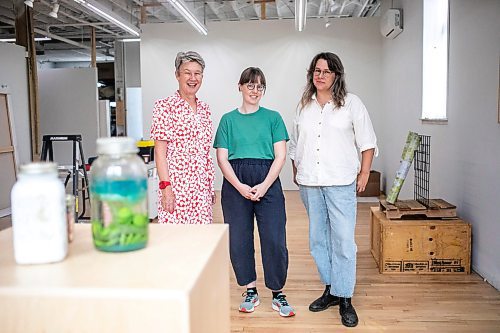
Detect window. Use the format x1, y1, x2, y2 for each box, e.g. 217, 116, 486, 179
422, 0, 449, 121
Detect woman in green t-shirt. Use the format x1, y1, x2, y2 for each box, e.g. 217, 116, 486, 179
214, 67, 295, 317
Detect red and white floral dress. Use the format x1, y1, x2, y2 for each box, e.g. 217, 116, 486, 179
150, 91, 215, 224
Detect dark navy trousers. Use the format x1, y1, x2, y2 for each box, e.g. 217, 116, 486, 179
221, 159, 288, 291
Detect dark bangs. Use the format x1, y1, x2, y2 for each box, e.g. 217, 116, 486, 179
238, 67, 266, 86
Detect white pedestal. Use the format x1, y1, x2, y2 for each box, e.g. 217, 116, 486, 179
0, 224, 230, 333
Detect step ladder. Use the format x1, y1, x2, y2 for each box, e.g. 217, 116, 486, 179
40, 134, 90, 221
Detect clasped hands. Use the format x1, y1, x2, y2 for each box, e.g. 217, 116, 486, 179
237, 183, 269, 201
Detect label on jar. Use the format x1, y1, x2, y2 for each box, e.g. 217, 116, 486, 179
12, 192, 68, 264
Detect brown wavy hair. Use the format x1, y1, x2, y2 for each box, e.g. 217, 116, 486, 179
299, 52, 347, 110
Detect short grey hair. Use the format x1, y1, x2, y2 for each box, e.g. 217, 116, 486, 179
174, 51, 205, 72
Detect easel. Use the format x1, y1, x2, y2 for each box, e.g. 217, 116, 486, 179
40, 134, 90, 220
0, 87, 18, 217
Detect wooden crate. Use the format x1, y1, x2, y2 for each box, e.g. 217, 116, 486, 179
379, 199, 457, 219
370, 207, 471, 274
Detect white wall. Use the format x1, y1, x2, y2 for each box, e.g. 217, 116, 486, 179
126, 87, 143, 140
381, 0, 500, 289
0, 43, 31, 164
123, 42, 143, 140
38, 68, 99, 164
141, 18, 383, 190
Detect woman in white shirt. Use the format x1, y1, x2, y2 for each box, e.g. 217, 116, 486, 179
289, 52, 377, 328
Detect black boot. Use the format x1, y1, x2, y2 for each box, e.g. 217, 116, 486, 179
309, 285, 340, 312
339, 297, 358, 327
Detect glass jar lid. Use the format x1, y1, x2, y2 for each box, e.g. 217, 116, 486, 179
96, 137, 138, 155
20, 162, 58, 175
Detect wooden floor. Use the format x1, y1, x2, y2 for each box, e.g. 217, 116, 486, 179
214, 191, 500, 333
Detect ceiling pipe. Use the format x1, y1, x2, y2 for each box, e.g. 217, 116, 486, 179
295, 0, 307, 32
338, 0, 346, 15
98, 40, 113, 48
36, 28, 114, 59
36, 29, 108, 55
46, 21, 113, 34
369, 2, 380, 16
40, 0, 121, 37
107, 0, 141, 21
357, 0, 370, 17
0, 16, 109, 57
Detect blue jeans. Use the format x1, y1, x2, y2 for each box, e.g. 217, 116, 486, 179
299, 182, 357, 298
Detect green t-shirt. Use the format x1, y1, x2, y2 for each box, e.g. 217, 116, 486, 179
213, 107, 289, 160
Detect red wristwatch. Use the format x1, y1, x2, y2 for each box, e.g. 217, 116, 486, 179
159, 181, 171, 189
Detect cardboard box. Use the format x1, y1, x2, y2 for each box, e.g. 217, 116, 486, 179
370, 207, 471, 274
358, 170, 381, 197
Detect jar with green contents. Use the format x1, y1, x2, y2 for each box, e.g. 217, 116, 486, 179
90, 137, 148, 252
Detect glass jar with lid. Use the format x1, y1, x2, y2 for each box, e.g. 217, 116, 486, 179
90, 137, 149, 252
11, 162, 68, 264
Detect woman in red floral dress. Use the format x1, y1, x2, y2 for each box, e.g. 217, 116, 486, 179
150, 51, 215, 224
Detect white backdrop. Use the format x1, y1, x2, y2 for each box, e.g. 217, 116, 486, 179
141, 18, 383, 190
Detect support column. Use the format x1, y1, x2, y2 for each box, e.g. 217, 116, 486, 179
14, 0, 40, 160
91, 27, 96, 68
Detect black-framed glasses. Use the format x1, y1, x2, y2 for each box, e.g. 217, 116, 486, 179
245, 83, 266, 92
313, 69, 334, 78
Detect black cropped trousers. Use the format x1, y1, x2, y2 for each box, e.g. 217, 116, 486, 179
221, 158, 288, 291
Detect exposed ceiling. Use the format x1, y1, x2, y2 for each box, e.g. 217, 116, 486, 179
0, 0, 381, 62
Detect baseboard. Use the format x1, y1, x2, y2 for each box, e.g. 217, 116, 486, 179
357, 197, 380, 203
0, 207, 11, 218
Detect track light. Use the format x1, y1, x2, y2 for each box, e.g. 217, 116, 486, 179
120, 38, 141, 42
0, 37, 51, 42
49, 2, 59, 18
24, 0, 34, 7
73, 0, 140, 36
295, 0, 307, 32
166, 0, 208, 36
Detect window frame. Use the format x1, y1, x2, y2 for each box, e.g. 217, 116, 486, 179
421, 0, 450, 123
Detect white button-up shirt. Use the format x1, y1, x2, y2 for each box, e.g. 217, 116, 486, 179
289, 93, 378, 186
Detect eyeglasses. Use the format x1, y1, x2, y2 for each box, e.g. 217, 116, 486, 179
313, 69, 334, 78
245, 83, 266, 92
182, 71, 203, 79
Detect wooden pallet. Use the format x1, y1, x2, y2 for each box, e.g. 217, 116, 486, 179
379, 199, 457, 219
